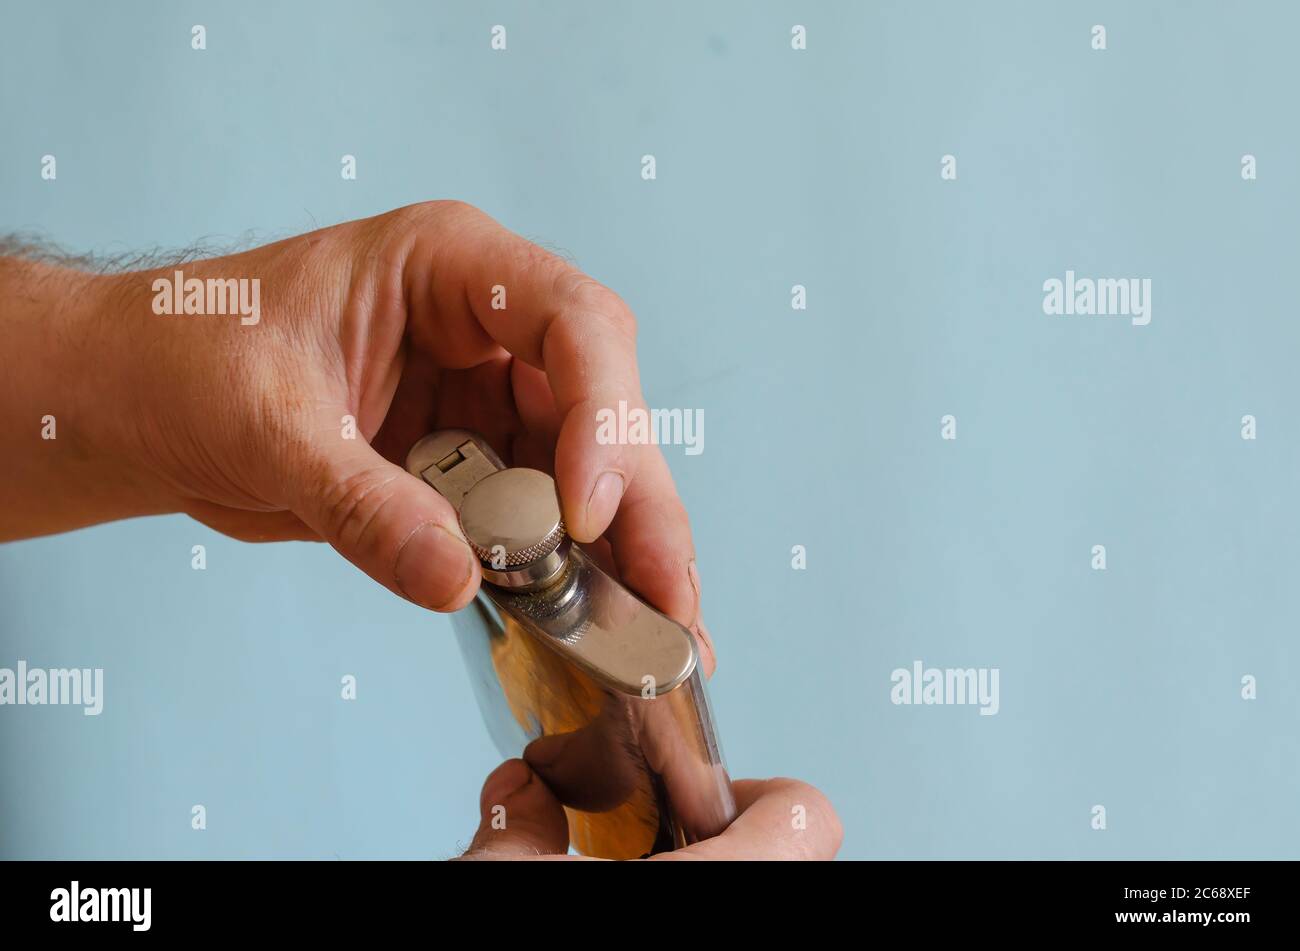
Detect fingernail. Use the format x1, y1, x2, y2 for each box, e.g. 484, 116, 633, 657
686, 561, 716, 675
480, 759, 532, 816
694, 620, 718, 677
395, 522, 476, 611
584, 471, 625, 538
687, 560, 703, 622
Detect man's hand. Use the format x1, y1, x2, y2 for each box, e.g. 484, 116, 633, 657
0, 202, 713, 668
460, 759, 843, 860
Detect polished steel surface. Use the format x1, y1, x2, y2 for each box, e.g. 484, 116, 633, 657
458, 467, 571, 588
405, 429, 736, 858
458, 468, 566, 566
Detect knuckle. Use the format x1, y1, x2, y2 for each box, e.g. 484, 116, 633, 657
431, 198, 482, 222
318, 464, 401, 555
514, 237, 567, 278
392, 199, 483, 229
551, 271, 637, 338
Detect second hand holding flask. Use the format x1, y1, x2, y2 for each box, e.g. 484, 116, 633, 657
406, 430, 736, 859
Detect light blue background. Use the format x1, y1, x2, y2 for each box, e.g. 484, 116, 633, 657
2, 1, 1297, 859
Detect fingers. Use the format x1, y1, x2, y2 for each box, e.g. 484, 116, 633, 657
512, 360, 712, 673
390, 202, 708, 666
508, 329, 709, 669
290, 428, 480, 612
461, 759, 573, 860
603, 450, 713, 675
654, 778, 843, 861
459, 763, 840, 862
509, 359, 561, 438
401, 202, 653, 544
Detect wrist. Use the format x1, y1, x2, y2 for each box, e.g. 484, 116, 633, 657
74, 269, 179, 519
0, 259, 173, 539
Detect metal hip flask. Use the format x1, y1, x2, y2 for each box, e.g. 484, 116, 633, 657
405, 430, 736, 859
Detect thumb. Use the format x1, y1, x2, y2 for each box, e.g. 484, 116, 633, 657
463, 760, 571, 859
291, 434, 480, 611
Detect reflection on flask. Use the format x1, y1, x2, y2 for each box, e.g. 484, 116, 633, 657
410, 430, 735, 858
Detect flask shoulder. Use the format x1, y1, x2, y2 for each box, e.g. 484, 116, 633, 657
486, 547, 699, 697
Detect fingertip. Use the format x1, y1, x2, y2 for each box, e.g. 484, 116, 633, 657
575, 469, 624, 542
394, 520, 481, 612
762, 778, 845, 860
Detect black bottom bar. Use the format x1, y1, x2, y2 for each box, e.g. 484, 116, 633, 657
0, 860, 1284, 937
